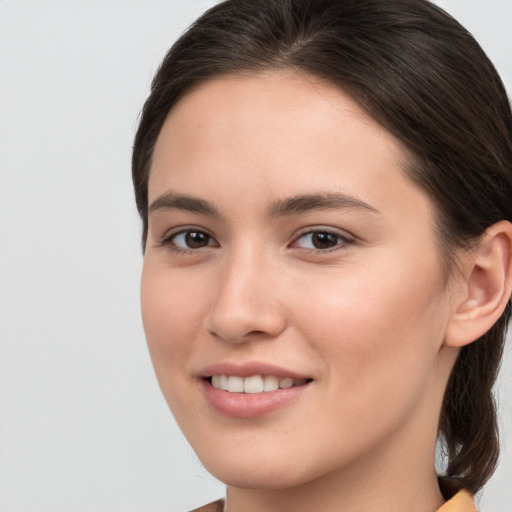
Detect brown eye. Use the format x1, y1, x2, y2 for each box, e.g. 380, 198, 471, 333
166, 229, 217, 250
311, 232, 339, 249
293, 229, 353, 251
184, 231, 211, 248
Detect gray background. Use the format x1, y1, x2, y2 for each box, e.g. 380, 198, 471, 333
0, 1, 511, 511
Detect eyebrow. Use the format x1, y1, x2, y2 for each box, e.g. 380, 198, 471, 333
148, 191, 380, 218
268, 193, 379, 216
149, 192, 219, 216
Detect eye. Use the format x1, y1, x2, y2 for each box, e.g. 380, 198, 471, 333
162, 229, 218, 251
292, 229, 353, 251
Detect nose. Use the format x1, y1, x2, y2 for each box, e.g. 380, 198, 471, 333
204, 248, 287, 343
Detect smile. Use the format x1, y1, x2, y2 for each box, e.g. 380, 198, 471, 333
210, 375, 309, 393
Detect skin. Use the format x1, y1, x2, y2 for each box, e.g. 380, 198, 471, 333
141, 71, 469, 512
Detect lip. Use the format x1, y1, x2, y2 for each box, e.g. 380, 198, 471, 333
198, 361, 312, 419
199, 361, 310, 380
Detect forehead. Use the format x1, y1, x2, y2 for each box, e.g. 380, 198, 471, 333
149, 71, 428, 218
158, 71, 387, 149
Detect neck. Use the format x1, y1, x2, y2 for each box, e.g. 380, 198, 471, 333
226, 440, 444, 512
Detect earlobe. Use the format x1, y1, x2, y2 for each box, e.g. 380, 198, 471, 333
444, 220, 512, 348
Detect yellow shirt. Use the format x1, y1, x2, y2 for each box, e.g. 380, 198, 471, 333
438, 489, 477, 512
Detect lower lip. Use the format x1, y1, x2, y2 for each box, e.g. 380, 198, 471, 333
202, 380, 310, 419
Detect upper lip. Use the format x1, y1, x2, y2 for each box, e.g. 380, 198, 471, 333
198, 361, 311, 380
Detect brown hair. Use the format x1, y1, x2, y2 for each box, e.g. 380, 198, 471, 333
132, 0, 512, 492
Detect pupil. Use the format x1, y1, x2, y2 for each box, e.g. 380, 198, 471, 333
312, 232, 338, 249
185, 231, 209, 248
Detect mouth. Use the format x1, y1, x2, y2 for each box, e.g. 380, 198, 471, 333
199, 362, 313, 417
207, 375, 311, 394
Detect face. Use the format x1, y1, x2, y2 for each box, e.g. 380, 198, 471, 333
141, 72, 459, 489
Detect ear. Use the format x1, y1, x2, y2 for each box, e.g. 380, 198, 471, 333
444, 220, 512, 348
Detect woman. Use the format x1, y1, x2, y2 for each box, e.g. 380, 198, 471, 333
132, 0, 512, 510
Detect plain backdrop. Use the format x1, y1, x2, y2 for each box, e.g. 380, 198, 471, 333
0, 1, 511, 511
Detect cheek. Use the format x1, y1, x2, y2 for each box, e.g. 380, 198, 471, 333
292, 256, 447, 396
140, 262, 216, 427
140, 263, 207, 376
281, 265, 448, 461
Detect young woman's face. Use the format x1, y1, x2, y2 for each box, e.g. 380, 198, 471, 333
142, 72, 459, 489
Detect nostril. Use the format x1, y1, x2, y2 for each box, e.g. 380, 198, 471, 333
247, 330, 266, 336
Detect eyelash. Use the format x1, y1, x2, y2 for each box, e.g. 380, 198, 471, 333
291, 228, 355, 253
158, 228, 217, 254
158, 227, 355, 254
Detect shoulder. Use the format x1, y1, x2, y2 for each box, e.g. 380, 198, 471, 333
189, 498, 225, 512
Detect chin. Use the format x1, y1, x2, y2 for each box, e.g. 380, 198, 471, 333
204, 461, 311, 490
194, 441, 333, 491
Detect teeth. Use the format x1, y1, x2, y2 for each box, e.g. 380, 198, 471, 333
279, 377, 293, 389
263, 375, 279, 392
210, 375, 307, 393
244, 375, 264, 394
227, 376, 244, 392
